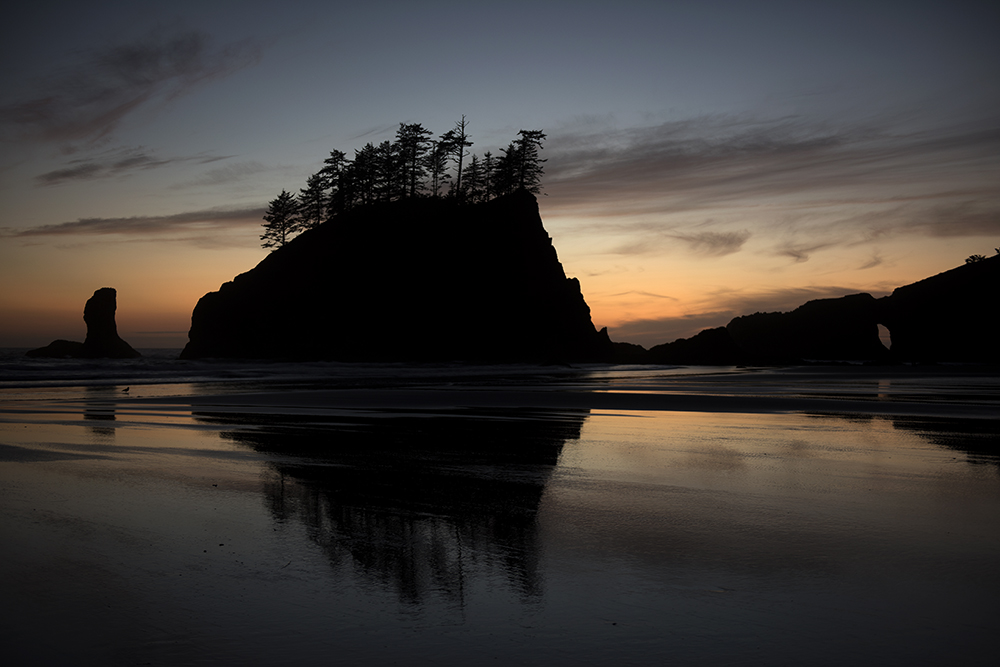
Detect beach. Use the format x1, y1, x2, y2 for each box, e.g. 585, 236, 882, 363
2, 359, 998, 665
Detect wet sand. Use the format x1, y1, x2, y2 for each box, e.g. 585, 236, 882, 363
1, 365, 998, 665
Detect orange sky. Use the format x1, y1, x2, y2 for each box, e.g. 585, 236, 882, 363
1, 2, 997, 350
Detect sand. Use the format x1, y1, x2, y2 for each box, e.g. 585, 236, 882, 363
1, 364, 998, 665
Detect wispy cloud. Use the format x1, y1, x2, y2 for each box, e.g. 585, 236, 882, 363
544, 115, 1000, 245
7, 206, 265, 237
169, 160, 269, 190
675, 230, 751, 256
35, 146, 229, 185
1, 28, 263, 144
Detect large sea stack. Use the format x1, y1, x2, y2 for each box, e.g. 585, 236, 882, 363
181, 190, 612, 362
26, 287, 141, 359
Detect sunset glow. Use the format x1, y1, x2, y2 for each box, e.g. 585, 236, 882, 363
2, 1, 997, 349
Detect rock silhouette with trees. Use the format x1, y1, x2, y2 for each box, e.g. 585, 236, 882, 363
260, 118, 546, 249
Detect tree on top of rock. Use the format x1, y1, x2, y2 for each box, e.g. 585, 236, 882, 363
260, 190, 300, 250
513, 129, 546, 194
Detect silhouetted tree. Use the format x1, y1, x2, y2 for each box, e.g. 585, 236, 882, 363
463, 153, 483, 203
494, 142, 518, 196
320, 149, 349, 216
297, 172, 327, 230
966, 254, 987, 264
352, 143, 379, 206
482, 151, 495, 201
265, 118, 547, 241
395, 123, 433, 198
445, 116, 473, 201
260, 190, 300, 250
374, 140, 402, 202
513, 129, 546, 193
425, 139, 451, 197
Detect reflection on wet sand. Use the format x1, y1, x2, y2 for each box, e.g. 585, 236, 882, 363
83, 386, 117, 441
197, 408, 588, 604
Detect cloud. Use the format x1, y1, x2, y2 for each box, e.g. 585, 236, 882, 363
34, 146, 227, 185
675, 230, 751, 256
1, 28, 263, 144
170, 160, 269, 190
773, 240, 835, 263
918, 203, 1000, 238
543, 115, 1000, 243
7, 206, 265, 237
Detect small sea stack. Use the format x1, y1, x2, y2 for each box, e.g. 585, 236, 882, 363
26, 288, 141, 359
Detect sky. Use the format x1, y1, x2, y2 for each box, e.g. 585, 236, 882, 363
2, 0, 998, 349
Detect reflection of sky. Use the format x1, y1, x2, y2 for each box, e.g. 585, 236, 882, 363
2, 401, 998, 663
1, 1, 998, 347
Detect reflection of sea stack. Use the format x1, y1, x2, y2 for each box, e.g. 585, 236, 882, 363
203, 408, 587, 603
26, 288, 141, 359
181, 190, 611, 362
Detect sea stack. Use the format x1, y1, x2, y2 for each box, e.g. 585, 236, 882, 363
26, 288, 141, 359
181, 190, 612, 362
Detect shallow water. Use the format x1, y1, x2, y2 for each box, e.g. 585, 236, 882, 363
1, 369, 998, 665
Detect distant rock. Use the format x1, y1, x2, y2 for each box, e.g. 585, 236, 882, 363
181, 190, 612, 362
27, 288, 141, 359
636, 255, 999, 366
610, 341, 651, 364
646, 326, 748, 365
727, 293, 889, 364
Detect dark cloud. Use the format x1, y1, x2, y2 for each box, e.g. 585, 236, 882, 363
773, 240, 836, 263
675, 230, 751, 257
1, 28, 262, 144
33, 146, 223, 185
7, 206, 265, 237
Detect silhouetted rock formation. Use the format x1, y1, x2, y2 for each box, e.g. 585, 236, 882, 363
727, 293, 889, 364
879, 254, 999, 363
647, 326, 748, 365
181, 190, 612, 362
636, 254, 999, 365
26, 288, 140, 359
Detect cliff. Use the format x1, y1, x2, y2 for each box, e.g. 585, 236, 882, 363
879, 254, 999, 363
181, 190, 612, 362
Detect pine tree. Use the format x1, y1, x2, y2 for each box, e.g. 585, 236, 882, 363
514, 129, 547, 193
425, 139, 451, 198
482, 151, 495, 201
260, 190, 300, 250
352, 143, 379, 206
320, 149, 349, 217
445, 116, 473, 200
463, 154, 483, 203
297, 172, 327, 230
395, 123, 433, 198
495, 142, 518, 197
